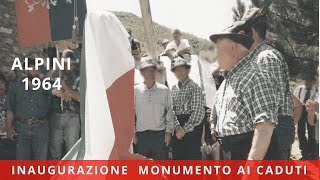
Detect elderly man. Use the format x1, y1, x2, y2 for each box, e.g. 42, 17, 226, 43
165, 29, 191, 58
133, 57, 174, 160
210, 21, 279, 160
235, 8, 295, 160
171, 57, 205, 160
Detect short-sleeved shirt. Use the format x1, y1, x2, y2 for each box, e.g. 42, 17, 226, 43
249, 41, 293, 116
50, 73, 80, 113
134, 82, 175, 133
293, 85, 318, 105
212, 55, 278, 137
166, 39, 191, 52
171, 78, 205, 132
5, 79, 51, 120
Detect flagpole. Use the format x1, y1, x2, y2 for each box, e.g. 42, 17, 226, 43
139, 0, 157, 60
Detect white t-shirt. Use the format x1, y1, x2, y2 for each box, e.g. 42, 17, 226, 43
166, 39, 191, 52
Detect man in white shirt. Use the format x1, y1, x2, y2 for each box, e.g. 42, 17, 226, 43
294, 74, 319, 159
133, 57, 174, 160
165, 29, 191, 57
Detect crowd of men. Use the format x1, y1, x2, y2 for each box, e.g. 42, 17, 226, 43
0, 49, 81, 160
131, 7, 319, 160
0, 7, 318, 161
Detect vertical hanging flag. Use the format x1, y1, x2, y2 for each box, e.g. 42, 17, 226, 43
63, 10, 145, 160
14, 0, 86, 47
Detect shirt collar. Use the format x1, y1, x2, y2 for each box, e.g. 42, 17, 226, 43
226, 54, 251, 78
144, 82, 157, 91
249, 41, 267, 57
178, 77, 190, 88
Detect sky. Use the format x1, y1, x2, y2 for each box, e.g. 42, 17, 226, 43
87, 0, 249, 40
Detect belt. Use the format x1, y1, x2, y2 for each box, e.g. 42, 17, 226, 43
137, 130, 165, 134
217, 132, 254, 145
20, 118, 48, 125
56, 109, 79, 114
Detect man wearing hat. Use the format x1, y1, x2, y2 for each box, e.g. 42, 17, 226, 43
210, 21, 279, 160
237, 7, 295, 160
49, 49, 81, 159
170, 57, 205, 160
133, 57, 174, 159
160, 39, 170, 57
162, 39, 170, 51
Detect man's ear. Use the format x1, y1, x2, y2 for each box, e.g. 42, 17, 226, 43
251, 28, 257, 39
187, 67, 191, 74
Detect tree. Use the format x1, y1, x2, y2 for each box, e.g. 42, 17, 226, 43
233, 0, 319, 79
232, 0, 247, 21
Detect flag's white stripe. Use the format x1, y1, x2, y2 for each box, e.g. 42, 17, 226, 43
83, 10, 134, 160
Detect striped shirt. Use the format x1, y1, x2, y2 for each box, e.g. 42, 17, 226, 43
171, 78, 205, 132
248, 41, 293, 116
212, 55, 278, 137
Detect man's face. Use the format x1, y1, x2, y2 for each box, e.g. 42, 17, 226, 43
215, 38, 235, 70
0, 66, 16, 81
0, 80, 6, 94
132, 50, 141, 61
174, 66, 190, 82
173, 32, 181, 41
25, 65, 41, 79
141, 67, 156, 82
305, 80, 315, 88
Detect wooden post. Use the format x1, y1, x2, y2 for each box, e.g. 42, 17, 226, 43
139, 0, 157, 60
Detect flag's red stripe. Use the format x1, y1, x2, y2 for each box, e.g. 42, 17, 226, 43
106, 69, 145, 160
15, 0, 51, 47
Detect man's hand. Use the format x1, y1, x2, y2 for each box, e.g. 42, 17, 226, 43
173, 51, 179, 57
133, 133, 137, 145
175, 126, 185, 139
62, 91, 73, 101
5, 125, 16, 140
203, 144, 213, 155
306, 100, 319, 113
52, 89, 63, 97
306, 100, 317, 126
165, 132, 171, 146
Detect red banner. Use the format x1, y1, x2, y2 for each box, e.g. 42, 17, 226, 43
0, 160, 319, 180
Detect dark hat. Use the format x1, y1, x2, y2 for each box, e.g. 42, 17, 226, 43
209, 21, 254, 49
171, 57, 191, 72
139, 56, 157, 70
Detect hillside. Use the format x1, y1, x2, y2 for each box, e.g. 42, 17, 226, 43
113, 11, 212, 58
